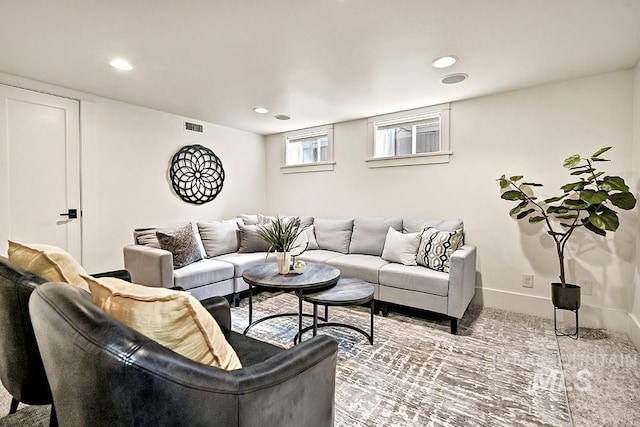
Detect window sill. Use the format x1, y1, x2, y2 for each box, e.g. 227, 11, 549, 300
280, 161, 336, 174
365, 152, 452, 168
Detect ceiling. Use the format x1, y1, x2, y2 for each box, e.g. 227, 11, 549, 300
1, 0, 639, 136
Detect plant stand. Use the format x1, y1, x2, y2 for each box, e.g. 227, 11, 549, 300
553, 306, 579, 339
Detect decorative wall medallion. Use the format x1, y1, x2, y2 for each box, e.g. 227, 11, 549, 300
169, 144, 225, 204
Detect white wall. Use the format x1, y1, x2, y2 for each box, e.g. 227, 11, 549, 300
82, 98, 266, 272
265, 70, 636, 332
629, 62, 640, 349
0, 72, 266, 273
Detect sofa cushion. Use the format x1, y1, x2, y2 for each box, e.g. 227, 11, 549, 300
198, 219, 242, 257
134, 222, 207, 258
172, 259, 235, 290
417, 227, 464, 273
157, 224, 204, 269
314, 218, 353, 254
238, 224, 271, 253
403, 217, 464, 233
348, 217, 402, 256
8, 241, 90, 292
379, 263, 449, 296
381, 227, 421, 266
326, 254, 389, 284
213, 252, 276, 277
84, 276, 242, 370
305, 225, 319, 250
296, 249, 343, 264
238, 214, 259, 225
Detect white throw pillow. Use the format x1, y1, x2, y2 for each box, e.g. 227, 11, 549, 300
416, 227, 464, 273
381, 227, 421, 266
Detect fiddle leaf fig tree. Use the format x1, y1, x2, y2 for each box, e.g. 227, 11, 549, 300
498, 147, 637, 287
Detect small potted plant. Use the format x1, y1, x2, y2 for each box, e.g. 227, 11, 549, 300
257, 216, 308, 274
498, 147, 636, 311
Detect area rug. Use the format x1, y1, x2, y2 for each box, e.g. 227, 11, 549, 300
232, 294, 571, 427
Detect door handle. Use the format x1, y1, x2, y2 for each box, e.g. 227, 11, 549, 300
59, 209, 78, 219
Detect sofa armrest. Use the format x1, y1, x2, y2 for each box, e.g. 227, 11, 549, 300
91, 269, 132, 282
200, 296, 231, 331
123, 245, 173, 288
447, 244, 477, 319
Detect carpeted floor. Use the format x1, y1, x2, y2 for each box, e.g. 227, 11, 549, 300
1, 293, 639, 426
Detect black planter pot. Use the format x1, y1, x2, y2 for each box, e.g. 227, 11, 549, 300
551, 282, 581, 311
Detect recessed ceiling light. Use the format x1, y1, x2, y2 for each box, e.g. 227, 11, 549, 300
109, 58, 133, 71
441, 73, 468, 84
431, 55, 458, 68
253, 107, 269, 114
274, 114, 291, 120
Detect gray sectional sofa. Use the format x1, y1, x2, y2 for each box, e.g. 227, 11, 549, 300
123, 215, 476, 334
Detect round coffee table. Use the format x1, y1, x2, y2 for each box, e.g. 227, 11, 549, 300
296, 277, 375, 345
242, 262, 340, 343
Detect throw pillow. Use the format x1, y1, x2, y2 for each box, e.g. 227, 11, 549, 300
238, 224, 271, 253
237, 214, 259, 225
305, 225, 319, 250
381, 228, 421, 266
314, 218, 353, 254
156, 224, 203, 269
197, 219, 241, 257
7, 241, 90, 292
350, 217, 402, 256
417, 227, 464, 273
134, 222, 207, 259
84, 276, 242, 370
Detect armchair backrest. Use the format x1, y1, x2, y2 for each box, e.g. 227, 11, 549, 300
0, 257, 52, 407
30, 282, 338, 427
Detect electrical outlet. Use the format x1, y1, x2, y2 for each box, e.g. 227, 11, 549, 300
581, 279, 593, 296
522, 274, 534, 288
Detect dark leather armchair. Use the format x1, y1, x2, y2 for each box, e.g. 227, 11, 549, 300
30, 282, 338, 427
0, 257, 130, 425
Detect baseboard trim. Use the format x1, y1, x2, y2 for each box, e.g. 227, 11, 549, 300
627, 313, 640, 352
472, 286, 629, 334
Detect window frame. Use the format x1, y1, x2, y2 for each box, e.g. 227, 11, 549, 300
281, 124, 335, 174
366, 103, 451, 168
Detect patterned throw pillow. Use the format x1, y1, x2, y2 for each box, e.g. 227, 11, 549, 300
416, 227, 464, 273
156, 224, 203, 269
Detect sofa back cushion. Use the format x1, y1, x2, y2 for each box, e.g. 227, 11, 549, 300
349, 217, 402, 256
134, 222, 207, 259
238, 224, 271, 253
314, 219, 353, 254
403, 217, 464, 233
198, 219, 242, 257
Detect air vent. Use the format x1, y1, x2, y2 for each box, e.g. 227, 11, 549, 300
185, 122, 204, 133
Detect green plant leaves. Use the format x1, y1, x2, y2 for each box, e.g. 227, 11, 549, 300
591, 146, 611, 159
498, 176, 510, 189
510, 175, 523, 182
544, 195, 567, 204
561, 182, 586, 192
563, 154, 581, 168
579, 190, 608, 205
609, 192, 637, 210
509, 200, 529, 216
516, 209, 535, 219
588, 210, 619, 232
501, 190, 526, 201
601, 176, 629, 192
528, 216, 545, 223
563, 199, 589, 210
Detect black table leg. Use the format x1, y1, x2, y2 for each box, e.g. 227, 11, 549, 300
370, 298, 374, 344
313, 303, 318, 336
248, 284, 253, 325
298, 290, 303, 343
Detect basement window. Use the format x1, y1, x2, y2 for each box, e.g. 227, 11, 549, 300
366, 103, 451, 168
281, 125, 335, 173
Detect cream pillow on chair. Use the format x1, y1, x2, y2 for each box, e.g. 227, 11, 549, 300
83, 275, 241, 370
8, 241, 90, 292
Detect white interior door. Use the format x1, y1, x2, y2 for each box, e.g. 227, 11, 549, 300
0, 84, 82, 261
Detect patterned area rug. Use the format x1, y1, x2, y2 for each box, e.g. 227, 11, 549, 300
232, 294, 571, 426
